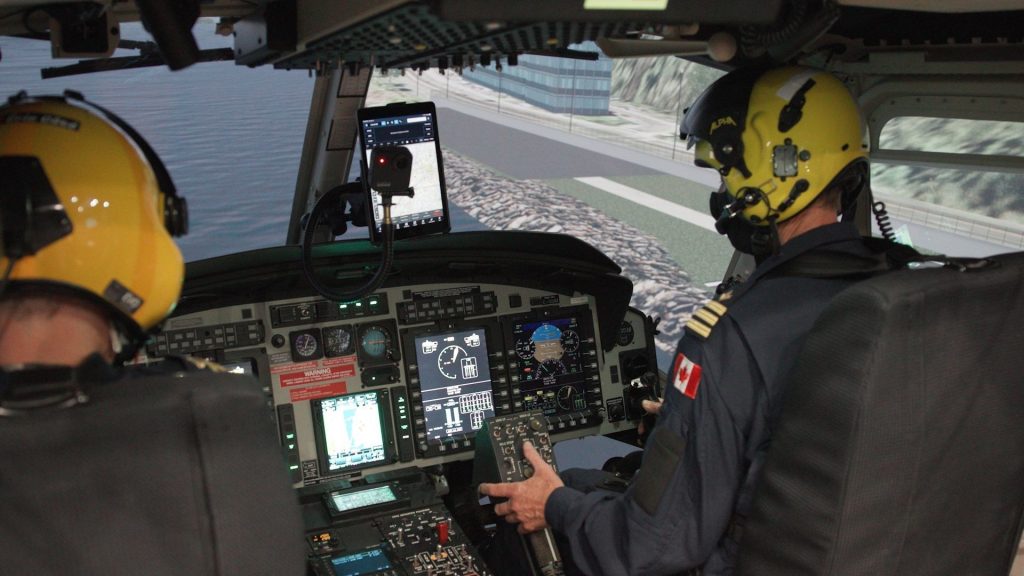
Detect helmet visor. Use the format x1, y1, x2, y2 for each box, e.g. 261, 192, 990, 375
679, 66, 768, 178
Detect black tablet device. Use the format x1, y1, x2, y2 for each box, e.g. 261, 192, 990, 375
358, 102, 450, 242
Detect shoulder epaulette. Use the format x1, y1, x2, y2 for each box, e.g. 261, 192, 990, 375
685, 299, 729, 341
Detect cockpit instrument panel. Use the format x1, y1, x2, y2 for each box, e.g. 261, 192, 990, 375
153, 235, 657, 487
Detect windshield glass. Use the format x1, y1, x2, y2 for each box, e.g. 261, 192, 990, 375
367, 49, 728, 367
5, 31, 1022, 371
0, 20, 314, 261
872, 116, 1024, 257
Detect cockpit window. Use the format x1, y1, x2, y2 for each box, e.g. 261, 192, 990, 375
367, 50, 730, 369
1, 30, 736, 370
872, 116, 1024, 257
879, 116, 1024, 156
0, 20, 315, 262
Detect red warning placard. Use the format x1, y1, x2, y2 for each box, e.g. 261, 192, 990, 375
278, 364, 355, 388
322, 356, 356, 367
289, 381, 348, 402
270, 360, 318, 374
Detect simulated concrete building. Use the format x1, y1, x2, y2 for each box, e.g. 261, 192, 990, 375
462, 42, 611, 116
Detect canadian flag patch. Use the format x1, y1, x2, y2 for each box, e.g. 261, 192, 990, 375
671, 353, 702, 399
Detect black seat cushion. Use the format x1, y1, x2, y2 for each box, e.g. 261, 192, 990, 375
738, 251, 1024, 576
0, 370, 305, 575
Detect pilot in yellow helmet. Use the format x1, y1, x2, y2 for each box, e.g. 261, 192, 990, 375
0, 90, 187, 366
480, 66, 900, 576
0, 91, 306, 576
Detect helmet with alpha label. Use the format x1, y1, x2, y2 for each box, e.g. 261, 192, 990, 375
680, 66, 868, 227
0, 91, 188, 346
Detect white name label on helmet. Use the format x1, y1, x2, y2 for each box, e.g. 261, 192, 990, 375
776, 70, 819, 102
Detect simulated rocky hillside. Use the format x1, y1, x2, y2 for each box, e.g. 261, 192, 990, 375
611, 56, 724, 115
873, 117, 1024, 224
612, 57, 1022, 224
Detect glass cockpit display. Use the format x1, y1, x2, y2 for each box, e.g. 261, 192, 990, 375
414, 328, 495, 443
313, 391, 390, 475
329, 547, 392, 576
512, 316, 587, 416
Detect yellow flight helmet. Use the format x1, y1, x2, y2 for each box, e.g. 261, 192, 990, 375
680, 66, 868, 225
0, 91, 188, 345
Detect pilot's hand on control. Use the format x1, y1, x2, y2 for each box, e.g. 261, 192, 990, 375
637, 398, 663, 437
479, 441, 564, 535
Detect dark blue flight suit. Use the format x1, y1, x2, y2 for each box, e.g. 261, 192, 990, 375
546, 223, 882, 576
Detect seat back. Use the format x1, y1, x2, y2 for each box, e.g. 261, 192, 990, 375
0, 369, 305, 575
738, 251, 1024, 576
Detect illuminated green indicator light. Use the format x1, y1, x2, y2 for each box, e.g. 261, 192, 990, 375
286, 433, 295, 439
288, 444, 295, 450
584, 0, 667, 8
355, 302, 362, 307
370, 300, 378, 306
289, 465, 299, 470
340, 304, 348, 309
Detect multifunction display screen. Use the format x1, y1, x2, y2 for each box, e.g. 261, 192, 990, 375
330, 547, 392, 576
511, 316, 587, 416
414, 328, 495, 442
315, 392, 388, 473
329, 485, 398, 513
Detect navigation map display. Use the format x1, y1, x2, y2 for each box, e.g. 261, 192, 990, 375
359, 102, 450, 241
511, 316, 588, 417
313, 391, 390, 474
414, 328, 495, 443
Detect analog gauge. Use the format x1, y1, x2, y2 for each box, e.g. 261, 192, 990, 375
616, 320, 635, 347
561, 330, 580, 353
359, 325, 391, 361
556, 385, 578, 410
290, 330, 322, 361
515, 338, 536, 360
539, 359, 566, 377
437, 344, 468, 379
324, 325, 354, 357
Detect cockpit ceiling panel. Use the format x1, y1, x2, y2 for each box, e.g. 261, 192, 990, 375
838, 0, 1024, 12
274, 2, 743, 70
828, 6, 1024, 47
431, 0, 784, 23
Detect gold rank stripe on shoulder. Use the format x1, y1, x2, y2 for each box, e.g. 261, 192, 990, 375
693, 308, 720, 327
685, 299, 729, 341
685, 318, 712, 339
705, 300, 728, 316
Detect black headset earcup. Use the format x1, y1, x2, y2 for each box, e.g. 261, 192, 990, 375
62, 91, 188, 238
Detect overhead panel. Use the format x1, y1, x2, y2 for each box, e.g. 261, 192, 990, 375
434, 0, 783, 23
274, 0, 781, 70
